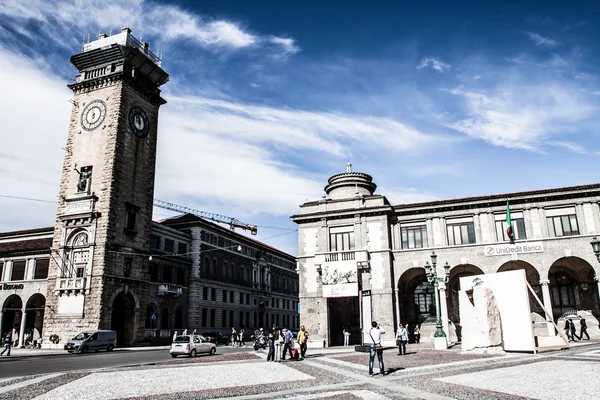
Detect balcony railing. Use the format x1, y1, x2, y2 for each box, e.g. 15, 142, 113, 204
157, 284, 183, 296
55, 277, 86, 293
317, 250, 368, 264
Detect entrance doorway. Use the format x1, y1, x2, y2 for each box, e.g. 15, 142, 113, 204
111, 292, 135, 347
327, 297, 359, 346
1, 295, 22, 344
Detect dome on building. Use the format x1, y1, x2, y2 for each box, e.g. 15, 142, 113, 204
324, 163, 377, 200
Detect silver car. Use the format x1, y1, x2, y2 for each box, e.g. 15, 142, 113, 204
170, 334, 216, 358
64, 330, 117, 354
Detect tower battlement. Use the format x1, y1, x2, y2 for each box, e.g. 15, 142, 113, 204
83, 27, 162, 66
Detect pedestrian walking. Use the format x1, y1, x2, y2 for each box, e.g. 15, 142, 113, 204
367, 321, 386, 376
172, 331, 178, 342
231, 327, 237, 347
239, 328, 246, 347
297, 325, 309, 359
413, 325, 421, 344
273, 325, 283, 362
281, 327, 293, 360
395, 323, 408, 355
569, 318, 580, 341
0, 332, 11, 356
343, 326, 350, 346
267, 328, 275, 361
564, 320, 573, 341
578, 316, 590, 340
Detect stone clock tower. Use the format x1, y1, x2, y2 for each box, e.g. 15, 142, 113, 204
43, 28, 168, 347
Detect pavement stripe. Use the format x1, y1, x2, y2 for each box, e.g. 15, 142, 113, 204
0, 373, 63, 395
302, 359, 455, 400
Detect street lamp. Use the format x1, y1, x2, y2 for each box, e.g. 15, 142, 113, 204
424, 251, 451, 348
590, 236, 600, 263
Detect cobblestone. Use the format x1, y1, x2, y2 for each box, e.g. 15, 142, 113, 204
0, 344, 598, 399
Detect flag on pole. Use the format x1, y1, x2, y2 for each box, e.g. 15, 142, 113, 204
506, 200, 514, 242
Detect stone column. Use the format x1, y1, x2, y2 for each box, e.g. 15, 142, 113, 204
439, 286, 450, 343
595, 277, 600, 314
18, 309, 27, 347
394, 288, 401, 326
540, 279, 554, 336
0, 311, 3, 338
473, 213, 482, 244
575, 203, 586, 234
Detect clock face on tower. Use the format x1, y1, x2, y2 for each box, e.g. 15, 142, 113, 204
128, 106, 150, 138
81, 100, 107, 131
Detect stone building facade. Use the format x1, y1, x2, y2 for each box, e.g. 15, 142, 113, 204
292, 164, 600, 347
0, 28, 297, 348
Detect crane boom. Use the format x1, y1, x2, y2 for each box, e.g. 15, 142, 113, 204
153, 199, 258, 235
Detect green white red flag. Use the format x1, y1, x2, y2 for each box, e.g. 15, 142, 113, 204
506, 200, 514, 242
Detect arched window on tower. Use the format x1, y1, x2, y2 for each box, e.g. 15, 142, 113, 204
63, 231, 89, 278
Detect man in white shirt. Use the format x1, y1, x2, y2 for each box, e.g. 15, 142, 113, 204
366, 321, 386, 376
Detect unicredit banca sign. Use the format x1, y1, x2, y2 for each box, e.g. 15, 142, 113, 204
484, 241, 544, 257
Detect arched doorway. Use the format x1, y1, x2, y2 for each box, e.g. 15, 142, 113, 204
1, 295, 22, 344
174, 307, 183, 330
160, 308, 170, 330
111, 292, 135, 347
447, 264, 484, 340
398, 268, 432, 327
145, 304, 156, 330
548, 257, 598, 319
25, 294, 45, 342
498, 260, 542, 315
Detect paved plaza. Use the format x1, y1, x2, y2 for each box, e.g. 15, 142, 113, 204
0, 343, 599, 400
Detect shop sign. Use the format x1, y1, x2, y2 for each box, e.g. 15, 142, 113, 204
0, 283, 25, 290
484, 241, 544, 257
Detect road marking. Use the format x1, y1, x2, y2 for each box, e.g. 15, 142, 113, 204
0, 373, 63, 395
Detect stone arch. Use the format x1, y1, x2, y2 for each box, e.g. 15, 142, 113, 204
398, 267, 431, 326
498, 260, 543, 315
1, 294, 23, 341
25, 294, 45, 340
67, 229, 89, 246
64, 228, 90, 278
548, 257, 598, 319
447, 264, 485, 329
110, 291, 136, 347
160, 307, 170, 329
145, 303, 158, 329
174, 306, 183, 330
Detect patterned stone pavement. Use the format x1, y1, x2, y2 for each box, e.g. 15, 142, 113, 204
0, 343, 598, 400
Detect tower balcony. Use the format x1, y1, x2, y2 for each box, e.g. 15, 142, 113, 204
315, 250, 369, 265
55, 277, 86, 294
157, 283, 183, 297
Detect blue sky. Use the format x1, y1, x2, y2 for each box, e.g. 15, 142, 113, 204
1, 0, 599, 255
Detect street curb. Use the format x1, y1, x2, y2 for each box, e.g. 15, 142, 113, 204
0, 347, 170, 361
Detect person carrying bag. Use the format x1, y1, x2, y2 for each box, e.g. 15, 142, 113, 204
367, 321, 386, 376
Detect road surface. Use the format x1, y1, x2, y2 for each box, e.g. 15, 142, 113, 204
0, 345, 254, 379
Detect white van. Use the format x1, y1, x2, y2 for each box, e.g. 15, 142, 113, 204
64, 330, 117, 353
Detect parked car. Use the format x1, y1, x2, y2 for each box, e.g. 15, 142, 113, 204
201, 332, 231, 346
170, 334, 217, 358
64, 330, 117, 354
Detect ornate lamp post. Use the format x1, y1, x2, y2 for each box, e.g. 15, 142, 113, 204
424, 251, 451, 350
590, 236, 600, 263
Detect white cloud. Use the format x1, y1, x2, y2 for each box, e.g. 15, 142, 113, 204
268, 36, 300, 56
547, 141, 596, 155
153, 94, 447, 218
0, 0, 295, 54
443, 83, 597, 151
378, 187, 439, 205
525, 32, 557, 47
417, 57, 451, 73
0, 46, 71, 231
